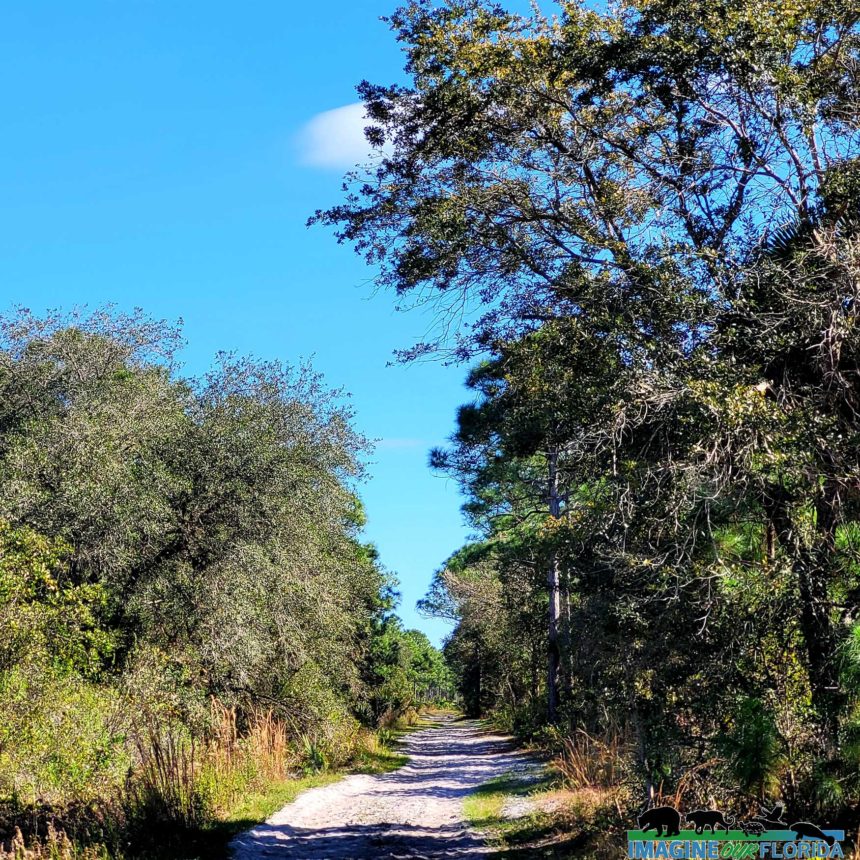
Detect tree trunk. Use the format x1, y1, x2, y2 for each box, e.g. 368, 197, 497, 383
765, 520, 776, 563
547, 555, 562, 722
475, 645, 482, 718
630, 706, 654, 803
765, 488, 842, 749
547, 449, 563, 722
794, 553, 841, 748
563, 567, 574, 706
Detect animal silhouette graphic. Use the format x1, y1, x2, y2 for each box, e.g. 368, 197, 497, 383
638, 806, 681, 837
790, 822, 835, 847
740, 821, 765, 837
751, 802, 788, 831
685, 809, 735, 834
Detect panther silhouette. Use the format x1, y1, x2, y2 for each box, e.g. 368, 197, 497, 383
685, 809, 735, 834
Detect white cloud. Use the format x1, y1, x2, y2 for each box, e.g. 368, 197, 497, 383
297, 102, 380, 169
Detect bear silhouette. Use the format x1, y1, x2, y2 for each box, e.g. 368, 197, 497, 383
685, 809, 734, 834
790, 822, 835, 847
638, 806, 682, 837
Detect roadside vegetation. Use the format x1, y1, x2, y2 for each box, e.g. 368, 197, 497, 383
317, 0, 860, 851
0, 307, 454, 857
464, 772, 559, 854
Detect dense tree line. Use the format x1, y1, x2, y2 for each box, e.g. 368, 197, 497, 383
318, 0, 860, 817
0, 307, 450, 852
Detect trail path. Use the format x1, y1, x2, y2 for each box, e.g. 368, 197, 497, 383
230, 715, 534, 859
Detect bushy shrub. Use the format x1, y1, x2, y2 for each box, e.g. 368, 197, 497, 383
0, 666, 128, 804
719, 698, 787, 800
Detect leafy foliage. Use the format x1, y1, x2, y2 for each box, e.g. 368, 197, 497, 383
0, 306, 448, 854
320, 0, 860, 826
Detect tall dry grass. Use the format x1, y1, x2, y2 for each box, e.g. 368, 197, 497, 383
553, 727, 633, 818
127, 701, 300, 829
128, 723, 204, 826
206, 702, 294, 787
555, 728, 629, 790
0, 824, 111, 859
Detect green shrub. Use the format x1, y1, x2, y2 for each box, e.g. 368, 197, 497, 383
298, 735, 329, 775
0, 666, 129, 804
719, 698, 786, 799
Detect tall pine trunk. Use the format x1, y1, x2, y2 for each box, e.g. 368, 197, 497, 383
547, 449, 563, 722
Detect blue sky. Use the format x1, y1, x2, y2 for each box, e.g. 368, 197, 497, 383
0, 1, 506, 644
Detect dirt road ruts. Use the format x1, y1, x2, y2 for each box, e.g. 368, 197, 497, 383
230, 716, 532, 859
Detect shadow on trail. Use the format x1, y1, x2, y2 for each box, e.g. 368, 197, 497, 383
236, 820, 490, 858
236, 819, 585, 859
404, 736, 514, 760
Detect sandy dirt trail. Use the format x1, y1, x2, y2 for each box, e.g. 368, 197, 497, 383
230, 716, 534, 859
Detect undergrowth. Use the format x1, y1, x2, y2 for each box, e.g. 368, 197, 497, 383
0, 702, 422, 859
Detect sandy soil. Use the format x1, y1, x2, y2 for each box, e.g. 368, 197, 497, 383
230, 715, 533, 859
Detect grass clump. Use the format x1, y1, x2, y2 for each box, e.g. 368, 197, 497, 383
464, 771, 556, 850
464, 764, 628, 860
